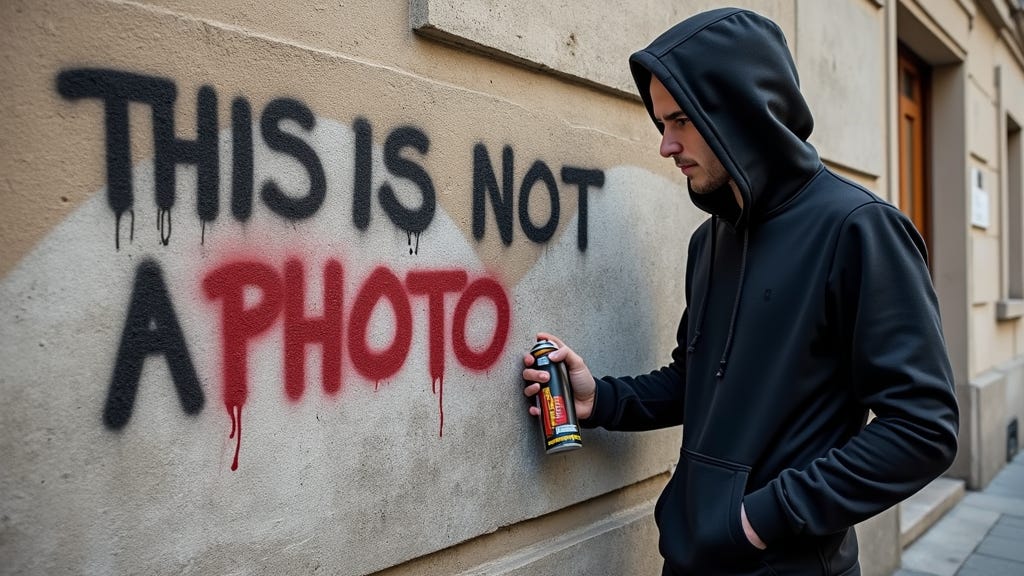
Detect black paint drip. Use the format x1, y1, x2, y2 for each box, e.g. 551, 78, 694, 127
114, 209, 136, 251
407, 231, 421, 255
157, 208, 171, 246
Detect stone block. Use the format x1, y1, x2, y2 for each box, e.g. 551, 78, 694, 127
997, 357, 1024, 460
857, 505, 901, 576
483, 505, 662, 576
899, 504, 999, 576
410, 0, 794, 97
949, 370, 1008, 489
899, 476, 965, 548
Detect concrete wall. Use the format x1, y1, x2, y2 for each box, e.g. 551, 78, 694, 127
2, 0, 1022, 574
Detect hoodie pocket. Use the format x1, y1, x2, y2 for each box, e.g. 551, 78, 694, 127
678, 449, 763, 566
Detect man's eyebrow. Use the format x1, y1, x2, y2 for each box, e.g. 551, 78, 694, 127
662, 110, 689, 122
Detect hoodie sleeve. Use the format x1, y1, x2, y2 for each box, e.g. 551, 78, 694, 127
582, 309, 688, 431
743, 201, 959, 545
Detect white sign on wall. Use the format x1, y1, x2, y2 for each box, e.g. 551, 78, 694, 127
971, 167, 990, 229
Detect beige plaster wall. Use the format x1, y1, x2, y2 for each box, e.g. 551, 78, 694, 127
916, 0, 1024, 490
798, 0, 887, 181
408, 0, 795, 98
1, 0, 700, 573
7, 0, 1023, 573
963, 8, 1024, 376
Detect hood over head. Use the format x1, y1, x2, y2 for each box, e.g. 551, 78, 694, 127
630, 8, 821, 228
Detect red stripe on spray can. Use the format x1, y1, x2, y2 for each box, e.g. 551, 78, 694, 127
531, 340, 582, 454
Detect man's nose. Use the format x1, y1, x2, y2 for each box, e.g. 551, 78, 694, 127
659, 133, 681, 158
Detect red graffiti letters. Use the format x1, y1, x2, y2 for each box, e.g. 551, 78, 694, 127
202, 258, 511, 469
406, 270, 468, 382
406, 269, 468, 435
285, 260, 344, 399
348, 267, 414, 384
202, 261, 283, 470
453, 277, 510, 371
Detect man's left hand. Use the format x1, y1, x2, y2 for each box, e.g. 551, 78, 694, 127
741, 503, 767, 550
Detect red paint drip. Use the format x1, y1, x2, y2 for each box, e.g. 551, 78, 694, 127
435, 375, 445, 437
229, 404, 242, 471
406, 269, 467, 437
203, 261, 284, 472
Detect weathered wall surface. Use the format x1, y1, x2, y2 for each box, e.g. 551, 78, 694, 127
796, 0, 886, 181
0, 1, 701, 574
11, 0, 1020, 574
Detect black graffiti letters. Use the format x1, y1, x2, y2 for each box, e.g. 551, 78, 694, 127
472, 144, 515, 245
472, 144, 603, 251
187, 86, 220, 228
57, 70, 171, 249
231, 98, 255, 222
57, 68, 602, 252
352, 117, 374, 230
518, 160, 560, 244
350, 121, 436, 253
380, 126, 435, 234
559, 167, 604, 252
260, 98, 326, 220
105, 260, 204, 429
57, 69, 221, 248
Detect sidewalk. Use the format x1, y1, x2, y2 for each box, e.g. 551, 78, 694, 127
893, 451, 1024, 576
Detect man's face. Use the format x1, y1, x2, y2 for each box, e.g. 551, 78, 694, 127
649, 75, 730, 194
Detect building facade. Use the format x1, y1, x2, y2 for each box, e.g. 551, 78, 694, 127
1, 1, 1022, 575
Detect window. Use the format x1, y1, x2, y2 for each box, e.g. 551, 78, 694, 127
1000, 114, 1023, 320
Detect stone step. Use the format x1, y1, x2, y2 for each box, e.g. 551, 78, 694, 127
899, 476, 966, 549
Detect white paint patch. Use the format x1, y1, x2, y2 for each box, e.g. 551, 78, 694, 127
0, 115, 697, 574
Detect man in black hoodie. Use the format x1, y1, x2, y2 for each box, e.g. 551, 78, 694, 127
522, 7, 959, 575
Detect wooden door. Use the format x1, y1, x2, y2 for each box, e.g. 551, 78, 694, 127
898, 46, 929, 249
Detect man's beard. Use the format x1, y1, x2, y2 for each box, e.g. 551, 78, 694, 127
689, 162, 731, 195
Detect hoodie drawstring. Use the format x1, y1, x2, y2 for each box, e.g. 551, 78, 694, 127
716, 226, 749, 379
686, 216, 750, 381
687, 217, 717, 354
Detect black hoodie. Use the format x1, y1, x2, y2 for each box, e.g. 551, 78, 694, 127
584, 8, 959, 575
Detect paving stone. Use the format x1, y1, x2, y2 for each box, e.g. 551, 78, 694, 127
962, 493, 1024, 517
988, 519, 1024, 541
992, 463, 1024, 477
997, 514, 1024, 530
979, 483, 1024, 499
894, 450, 1024, 576
955, 553, 1024, 576
974, 534, 1024, 563
899, 505, 999, 576
902, 544, 971, 576
987, 468, 1024, 497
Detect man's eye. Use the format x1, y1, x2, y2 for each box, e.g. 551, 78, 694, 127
676, 118, 691, 127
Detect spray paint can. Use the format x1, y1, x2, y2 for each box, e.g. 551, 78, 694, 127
530, 340, 582, 454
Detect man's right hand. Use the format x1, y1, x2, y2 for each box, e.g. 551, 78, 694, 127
522, 332, 597, 421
